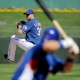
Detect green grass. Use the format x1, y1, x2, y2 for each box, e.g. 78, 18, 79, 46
0, 64, 80, 80
0, 12, 80, 37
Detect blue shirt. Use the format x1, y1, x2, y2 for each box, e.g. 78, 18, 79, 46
12, 42, 64, 80
21, 18, 41, 44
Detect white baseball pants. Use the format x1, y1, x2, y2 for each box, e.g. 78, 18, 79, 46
8, 35, 35, 61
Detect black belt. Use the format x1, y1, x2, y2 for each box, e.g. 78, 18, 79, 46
30, 42, 35, 44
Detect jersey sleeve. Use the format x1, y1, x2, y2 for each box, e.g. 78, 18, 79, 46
58, 40, 64, 49
20, 21, 33, 34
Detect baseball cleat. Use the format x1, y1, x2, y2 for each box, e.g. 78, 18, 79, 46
4, 54, 14, 63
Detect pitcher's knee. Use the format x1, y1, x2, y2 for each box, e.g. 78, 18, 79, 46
11, 35, 16, 39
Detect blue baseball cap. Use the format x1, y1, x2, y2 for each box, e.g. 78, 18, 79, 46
41, 27, 60, 42
24, 9, 34, 15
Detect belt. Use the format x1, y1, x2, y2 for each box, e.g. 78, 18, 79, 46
30, 42, 35, 44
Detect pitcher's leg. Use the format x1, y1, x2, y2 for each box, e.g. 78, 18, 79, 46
4, 35, 35, 62
4, 35, 24, 62
8, 38, 17, 61
8, 35, 27, 61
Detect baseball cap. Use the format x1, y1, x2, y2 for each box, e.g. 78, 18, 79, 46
23, 9, 34, 15
41, 27, 60, 42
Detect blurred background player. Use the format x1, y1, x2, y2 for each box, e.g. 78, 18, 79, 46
4, 9, 42, 63
12, 27, 79, 80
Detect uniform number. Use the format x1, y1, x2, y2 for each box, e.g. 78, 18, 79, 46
37, 28, 41, 36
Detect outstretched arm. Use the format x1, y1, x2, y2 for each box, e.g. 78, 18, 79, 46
42, 37, 79, 53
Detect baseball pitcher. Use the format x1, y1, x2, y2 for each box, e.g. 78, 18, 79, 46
4, 9, 42, 63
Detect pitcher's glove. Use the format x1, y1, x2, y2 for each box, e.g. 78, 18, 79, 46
17, 21, 26, 28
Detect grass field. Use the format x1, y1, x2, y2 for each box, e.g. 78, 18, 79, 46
0, 64, 80, 80
0, 12, 80, 37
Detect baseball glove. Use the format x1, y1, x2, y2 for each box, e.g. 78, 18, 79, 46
17, 21, 26, 28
